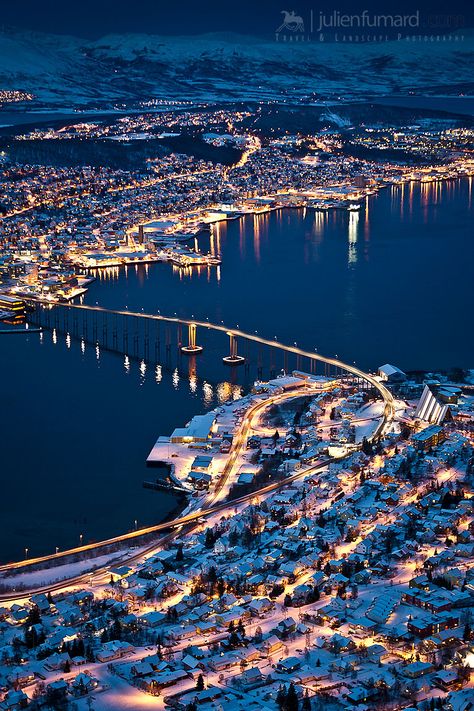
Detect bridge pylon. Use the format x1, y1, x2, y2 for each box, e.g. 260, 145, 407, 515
223, 332, 245, 365
181, 323, 203, 354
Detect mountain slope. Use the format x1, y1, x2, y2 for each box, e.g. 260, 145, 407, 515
1, 29, 473, 105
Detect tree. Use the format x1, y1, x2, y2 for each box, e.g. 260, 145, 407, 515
26, 605, 41, 626
302, 689, 312, 711
463, 622, 472, 641
286, 682, 299, 711
196, 673, 205, 691
284, 594, 292, 607
176, 544, 184, 562
204, 529, 215, 549
63, 659, 71, 673
447, 367, 466, 383
237, 619, 246, 639
111, 619, 122, 640
276, 684, 287, 710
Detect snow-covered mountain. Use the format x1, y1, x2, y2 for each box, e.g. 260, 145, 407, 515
1, 29, 473, 105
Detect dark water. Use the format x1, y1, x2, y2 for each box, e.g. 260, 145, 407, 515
85, 178, 474, 372
0, 332, 243, 563
0, 177, 473, 561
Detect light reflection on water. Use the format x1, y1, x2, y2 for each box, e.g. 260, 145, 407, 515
41, 322, 246, 406
1, 318, 247, 560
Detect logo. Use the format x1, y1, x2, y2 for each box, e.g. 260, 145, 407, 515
276, 9, 305, 33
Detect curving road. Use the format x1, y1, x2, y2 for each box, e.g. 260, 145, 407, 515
0, 301, 395, 598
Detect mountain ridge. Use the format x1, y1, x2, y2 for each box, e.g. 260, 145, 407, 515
1, 28, 473, 105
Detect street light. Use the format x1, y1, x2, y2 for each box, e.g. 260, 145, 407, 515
24, 548, 28, 560
79, 533, 83, 546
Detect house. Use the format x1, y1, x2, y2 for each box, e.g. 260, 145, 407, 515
277, 656, 301, 673
30, 593, 52, 615
262, 635, 284, 655
248, 598, 274, 617
0, 690, 29, 711
45, 652, 70, 671
139, 611, 166, 628
208, 652, 242, 672
131, 662, 155, 678
46, 680, 68, 700
191, 455, 213, 472
277, 617, 297, 636
7, 668, 35, 688
433, 669, 462, 691
378, 364, 407, 383
187, 470, 212, 489
238, 666, 265, 688
404, 661, 435, 678
70, 673, 98, 697
96, 641, 135, 662
109, 566, 133, 582
138, 670, 188, 693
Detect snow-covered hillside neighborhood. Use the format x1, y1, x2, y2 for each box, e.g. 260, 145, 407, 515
0, 368, 474, 711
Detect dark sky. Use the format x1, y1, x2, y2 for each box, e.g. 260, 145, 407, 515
2, 0, 472, 38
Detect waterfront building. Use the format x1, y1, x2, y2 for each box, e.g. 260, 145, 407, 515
170, 413, 216, 444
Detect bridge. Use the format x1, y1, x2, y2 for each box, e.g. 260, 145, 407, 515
28, 299, 389, 406
0, 299, 395, 587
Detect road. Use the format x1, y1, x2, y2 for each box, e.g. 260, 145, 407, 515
0, 302, 395, 599
0, 383, 335, 599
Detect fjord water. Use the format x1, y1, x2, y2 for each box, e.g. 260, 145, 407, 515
1, 178, 472, 561
86, 178, 474, 371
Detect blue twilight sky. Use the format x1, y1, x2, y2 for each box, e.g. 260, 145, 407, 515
2, 0, 472, 38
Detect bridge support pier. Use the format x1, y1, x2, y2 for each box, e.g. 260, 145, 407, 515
181, 323, 203, 354
223, 332, 245, 365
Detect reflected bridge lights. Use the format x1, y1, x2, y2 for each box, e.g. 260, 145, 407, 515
172, 368, 180, 389
189, 374, 198, 393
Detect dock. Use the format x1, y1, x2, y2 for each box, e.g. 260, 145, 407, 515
143, 480, 190, 495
